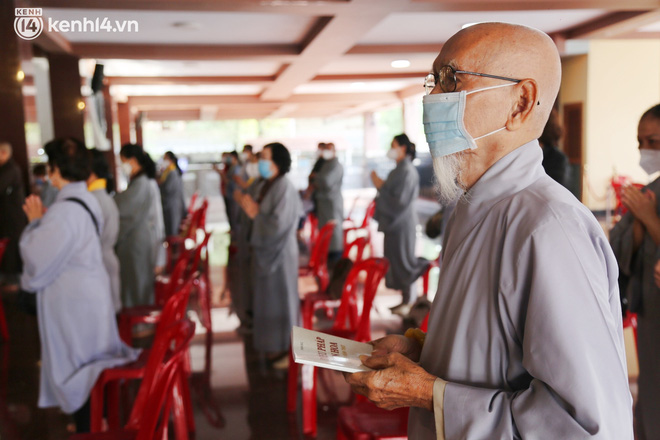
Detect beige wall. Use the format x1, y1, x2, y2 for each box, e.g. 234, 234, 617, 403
582, 40, 660, 210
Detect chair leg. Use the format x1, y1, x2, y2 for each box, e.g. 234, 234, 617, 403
172, 378, 190, 440
286, 348, 297, 412
180, 368, 196, 433
106, 381, 121, 429
301, 364, 317, 437
90, 381, 105, 432
0, 299, 8, 341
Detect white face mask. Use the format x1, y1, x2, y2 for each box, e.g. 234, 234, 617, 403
246, 162, 260, 179
322, 150, 335, 160
639, 149, 660, 175
240, 152, 249, 162
121, 162, 133, 178
386, 148, 401, 161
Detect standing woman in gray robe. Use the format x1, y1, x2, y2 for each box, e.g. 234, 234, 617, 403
235, 142, 301, 359
371, 134, 429, 314
610, 104, 660, 440
159, 151, 186, 237
88, 149, 121, 313
19, 138, 138, 433
312, 142, 344, 267
115, 144, 160, 307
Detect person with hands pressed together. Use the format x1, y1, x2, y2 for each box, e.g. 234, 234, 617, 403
235, 143, 301, 365
346, 23, 633, 439
610, 104, 660, 440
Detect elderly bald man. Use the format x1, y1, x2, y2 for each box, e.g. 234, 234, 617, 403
345, 23, 633, 439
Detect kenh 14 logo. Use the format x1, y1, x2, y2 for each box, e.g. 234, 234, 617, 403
14, 8, 44, 40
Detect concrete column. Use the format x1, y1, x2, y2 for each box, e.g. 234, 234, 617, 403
117, 102, 131, 146
47, 52, 85, 141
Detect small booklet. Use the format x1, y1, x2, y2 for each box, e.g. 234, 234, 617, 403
291, 326, 374, 374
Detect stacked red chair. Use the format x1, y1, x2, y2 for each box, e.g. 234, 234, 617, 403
299, 221, 336, 294
343, 199, 376, 250
289, 257, 389, 437
90, 276, 198, 434
71, 318, 196, 440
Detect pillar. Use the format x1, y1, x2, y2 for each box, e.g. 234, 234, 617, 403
135, 112, 144, 147
0, 0, 30, 193
117, 102, 131, 146
47, 52, 85, 141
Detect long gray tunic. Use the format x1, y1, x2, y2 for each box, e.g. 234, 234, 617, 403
149, 179, 166, 268
230, 178, 262, 326
610, 176, 660, 440
159, 169, 186, 237
374, 157, 428, 291
409, 141, 633, 439
313, 158, 344, 253
19, 182, 139, 414
115, 174, 157, 307
91, 187, 122, 312
250, 176, 301, 353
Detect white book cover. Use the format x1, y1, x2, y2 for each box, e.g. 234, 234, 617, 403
291, 326, 374, 374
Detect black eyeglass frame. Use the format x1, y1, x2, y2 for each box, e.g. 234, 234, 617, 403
425, 65, 522, 94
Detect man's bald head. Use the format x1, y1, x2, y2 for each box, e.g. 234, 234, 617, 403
438, 22, 561, 137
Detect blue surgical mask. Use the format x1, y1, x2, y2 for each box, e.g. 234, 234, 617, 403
423, 83, 515, 158
258, 159, 273, 179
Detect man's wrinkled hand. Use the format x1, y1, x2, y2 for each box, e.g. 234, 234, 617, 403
344, 352, 435, 411
370, 334, 422, 362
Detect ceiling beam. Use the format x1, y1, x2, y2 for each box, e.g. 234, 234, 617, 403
561, 9, 660, 39
407, 0, 660, 12
347, 44, 442, 55
70, 43, 300, 61
127, 92, 400, 108
260, 2, 392, 100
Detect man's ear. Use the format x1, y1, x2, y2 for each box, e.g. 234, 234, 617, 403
506, 79, 538, 131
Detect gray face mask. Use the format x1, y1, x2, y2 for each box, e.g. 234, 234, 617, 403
422, 83, 515, 158
639, 149, 660, 175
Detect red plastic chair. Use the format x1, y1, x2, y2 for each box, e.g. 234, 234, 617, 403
0, 238, 9, 341
91, 277, 197, 433
187, 192, 199, 217
305, 212, 319, 251
343, 199, 376, 250
72, 319, 196, 440
299, 221, 336, 293
421, 254, 441, 297
289, 257, 390, 437
623, 311, 638, 351
337, 402, 409, 440
343, 236, 370, 263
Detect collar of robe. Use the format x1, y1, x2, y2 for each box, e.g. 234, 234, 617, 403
87, 178, 107, 192
445, 140, 545, 253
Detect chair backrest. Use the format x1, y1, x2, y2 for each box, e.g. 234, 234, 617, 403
187, 191, 199, 216
0, 238, 9, 265
359, 200, 377, 229
156, 275, 195, 340
343, 236, 370, 262
192, 272, 212, 331
332, 257, 389, 342
126, 318, 196, 438
307, 213, 319, 246
309, 221, 336, 270
184, 199, 208, 240
189, 230, 212, 278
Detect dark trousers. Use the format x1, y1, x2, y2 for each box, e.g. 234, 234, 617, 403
73, 398, 91, 433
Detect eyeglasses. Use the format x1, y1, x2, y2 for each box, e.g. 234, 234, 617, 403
424, 65, 522, 95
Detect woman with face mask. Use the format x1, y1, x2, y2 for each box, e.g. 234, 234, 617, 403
371, 134, 430, 316
610, 103, 660, 440
235, 143, 301, 366
114, 144, 165, 307
158, 151, 186, 237
19, 138, 139, 433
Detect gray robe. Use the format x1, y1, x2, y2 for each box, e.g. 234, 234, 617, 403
115, 174, 157, 307
410, 141, 633, 439
610, 176, 660, 440
149, 179, 166, 268
374, 157, 428, 292
250, 176, 301, 353
159, 169, 186, 237
19, 182, 139, 414
91, 187, 122, 312
230, 178, 262, 326
313, 158, 344, 253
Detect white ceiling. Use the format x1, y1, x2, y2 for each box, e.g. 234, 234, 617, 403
26, 0, 660, 120
42, 9, 318, 44
358, 9, 610, 44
